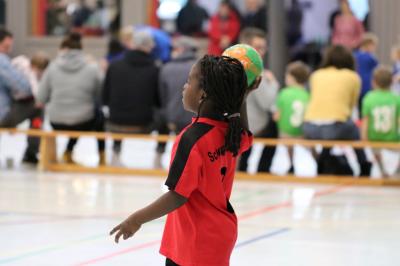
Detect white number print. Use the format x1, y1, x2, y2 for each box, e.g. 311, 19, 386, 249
290, 100, 305, 127
372, 106, 395, 133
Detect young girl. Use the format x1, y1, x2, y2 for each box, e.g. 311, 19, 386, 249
110, 55, 260, 266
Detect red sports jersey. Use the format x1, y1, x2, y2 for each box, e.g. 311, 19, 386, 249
160, 117, 253, 266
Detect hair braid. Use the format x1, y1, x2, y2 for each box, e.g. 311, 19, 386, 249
199, 55, 247, 156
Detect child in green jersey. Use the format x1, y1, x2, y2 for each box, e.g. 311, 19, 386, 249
274, 61, 310, 174
362, 65, 400, 177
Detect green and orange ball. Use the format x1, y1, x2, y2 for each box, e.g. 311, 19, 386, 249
223, 44, 264, 87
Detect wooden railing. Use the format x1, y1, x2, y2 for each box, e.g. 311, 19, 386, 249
1, 128, 399, 187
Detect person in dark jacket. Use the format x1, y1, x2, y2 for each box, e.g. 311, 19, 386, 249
103, 27, 159, 166
242, 0, 267, 32
176, 0, 209, 36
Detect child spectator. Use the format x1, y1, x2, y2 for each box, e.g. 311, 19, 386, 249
274, 61, 310, 174
362, 66, 400, 177
354, 33, 379, 114
391, 45, 400, 95
11, 52, 50, 163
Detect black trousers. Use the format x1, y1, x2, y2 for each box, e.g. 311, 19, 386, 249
239, 115, 278, 173
0, 99, 42, 158
51, 113, 105, 152
166, 258, 179, 266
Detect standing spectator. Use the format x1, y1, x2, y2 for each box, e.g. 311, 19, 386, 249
331, 0, 364, 50
176, 0, 209, 37
362, 66, 400, 177
208, 1, 241, 55
242, 0, 267, 32
391, 45, 400, 95
286, 0, 303, 48
155, 37, 198, 168
237, 28, 279, 173
354, 33, 379, 115
103, 28, 159, 166
37, 32, 105, 165
0, 28, 42, 164
274, 61, 310, 174
303, 45, 372, 176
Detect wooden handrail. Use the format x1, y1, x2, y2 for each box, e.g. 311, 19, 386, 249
1, 128, 399, 149
1, 127, 399, 187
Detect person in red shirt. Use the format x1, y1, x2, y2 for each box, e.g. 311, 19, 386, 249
207, 1, 241, 55
110, 54, 261, 265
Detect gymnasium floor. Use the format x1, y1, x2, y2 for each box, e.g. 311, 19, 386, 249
0, 132, 400, 265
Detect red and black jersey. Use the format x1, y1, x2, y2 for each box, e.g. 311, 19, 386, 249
160, 117, 253, 266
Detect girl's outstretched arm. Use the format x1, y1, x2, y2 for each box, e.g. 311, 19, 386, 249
110, 191, 187, 243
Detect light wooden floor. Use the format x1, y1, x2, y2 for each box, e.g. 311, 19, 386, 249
1, 169, 400, 266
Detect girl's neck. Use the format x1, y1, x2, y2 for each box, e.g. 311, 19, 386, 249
197, 100, 225, 121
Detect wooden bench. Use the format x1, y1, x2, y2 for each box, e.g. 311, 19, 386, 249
1, 128, 400, 187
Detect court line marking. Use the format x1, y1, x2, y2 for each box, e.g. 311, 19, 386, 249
234, 228, 291, 249
73, 183, 352, 266
75, 240, 161, 266
0, 189, 270, 226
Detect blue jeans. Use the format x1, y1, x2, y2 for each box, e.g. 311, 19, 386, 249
303, 120, 370, 175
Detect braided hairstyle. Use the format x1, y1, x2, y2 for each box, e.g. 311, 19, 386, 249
198, 55, 248, 156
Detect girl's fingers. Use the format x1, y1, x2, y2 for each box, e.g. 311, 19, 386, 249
109, 224, 121, 235
115, 231, 123, 243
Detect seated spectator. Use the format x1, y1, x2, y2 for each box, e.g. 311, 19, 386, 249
10, 52, 50, 163
274, 61, 310, 174
0, 28, 42, 164
208, 0, 241, 55
176, 0, 209, 37
37, 32, 105, 165
331, 0, 364, 50
391, 45, 400, 95
361, 66, 400, 177
242, 0, 267, 32
303, 45, 372, 176
237, 28, 279, 173
354, 33, 379, 115
103, 27, 159, 166
154, 37, 198, 168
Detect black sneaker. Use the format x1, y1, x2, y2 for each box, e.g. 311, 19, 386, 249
288, 165, 294, 174
359, 161, 372, 177
22, 153, 38, 164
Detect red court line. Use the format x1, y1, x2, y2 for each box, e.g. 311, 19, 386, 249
239, 182, 353, 221
73, 183, 352, 266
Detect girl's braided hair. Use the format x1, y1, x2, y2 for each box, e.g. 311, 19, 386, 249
198, 55, 248, 156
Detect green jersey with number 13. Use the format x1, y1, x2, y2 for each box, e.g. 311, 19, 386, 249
362, 89, 400, 141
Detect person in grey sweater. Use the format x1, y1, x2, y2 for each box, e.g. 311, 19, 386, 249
237, 28, 279, 172
37, 33, 105, 165
154, 37, 198, 168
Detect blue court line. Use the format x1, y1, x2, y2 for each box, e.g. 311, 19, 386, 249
0, 234, 104, 265
235, 228, 290, 249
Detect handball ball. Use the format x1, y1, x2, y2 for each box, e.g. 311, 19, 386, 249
223, 44, 264, 87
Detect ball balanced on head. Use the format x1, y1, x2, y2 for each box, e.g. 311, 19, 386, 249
223, 44, 264, 87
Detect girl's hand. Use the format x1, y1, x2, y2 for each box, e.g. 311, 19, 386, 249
109, 215, 142, 243
247, 76, 262, 94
